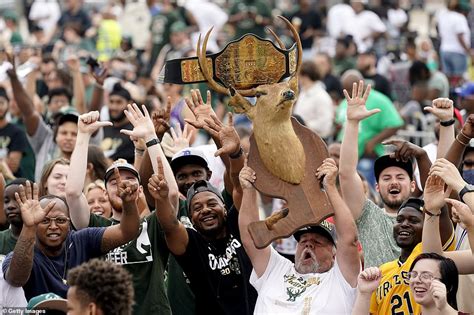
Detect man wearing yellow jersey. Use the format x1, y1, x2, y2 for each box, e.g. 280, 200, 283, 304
369, 193, 455, 315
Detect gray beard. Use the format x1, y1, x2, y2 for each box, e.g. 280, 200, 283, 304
295, 249, 320, 274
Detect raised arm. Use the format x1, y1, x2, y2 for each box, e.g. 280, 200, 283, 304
6, 55, 41, 136
121, 103, 178, 210
316, 158, 360, 286
101, 168, 140, 253
422, 173, 454, 249
238, 161, 270, 277
67, 56, 86, 114
424, 98, 455, 159
0, 174, 7, 229
88, 68, 108, 112
66, 111, 112, 229
339, 81, 380, 220
148, 157, 188, 255
202, 113, 244, 208
444, 115, 474, 166
351, 267, 381, 315
5, 182, 55, 286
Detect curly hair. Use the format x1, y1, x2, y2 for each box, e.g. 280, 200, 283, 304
67, 259, 134, 315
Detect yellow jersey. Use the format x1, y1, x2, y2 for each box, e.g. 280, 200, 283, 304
369, 235, 455, 315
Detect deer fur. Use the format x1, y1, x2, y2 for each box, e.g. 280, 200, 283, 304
229, 77, 305, 184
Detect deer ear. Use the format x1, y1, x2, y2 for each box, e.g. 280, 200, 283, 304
289, 75, 299, 95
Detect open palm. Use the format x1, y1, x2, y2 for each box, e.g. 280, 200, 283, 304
343, 80, 379, 122
121, 103, 155, 139
15, 182, 55, 227
184, 89, 216, 129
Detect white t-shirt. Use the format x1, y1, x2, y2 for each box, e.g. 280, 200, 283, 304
347, 11, 387, 53
438, 10, 470, 54
0, 258, 27, 311
28, 0, 61, 33
250, 248, 357, 314
327, 4, 355, 39
293, 81, 334, 138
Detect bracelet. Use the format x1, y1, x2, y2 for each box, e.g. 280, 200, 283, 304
456, 131, 471, 146
440, 119, 455, 127
146, 138, 159, 148
424, 209, 441, 217
135, 149, 145, 156
229, 147, 243, 159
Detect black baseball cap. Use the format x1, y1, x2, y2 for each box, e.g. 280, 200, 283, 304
52, 106, 79, 126
293, 220, 336, 246
374, 155, 413, 182
186, 180, 224, 213
398, 197, 424, 213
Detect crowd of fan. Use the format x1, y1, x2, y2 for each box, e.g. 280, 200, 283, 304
1, 0, 474, 314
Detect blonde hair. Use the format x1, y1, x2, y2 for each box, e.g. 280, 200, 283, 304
86, 180, 107, 194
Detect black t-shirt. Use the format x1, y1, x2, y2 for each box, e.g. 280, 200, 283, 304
363, 73, 392, 100
0, 123, 29, 177
58, 9, 91, 36
101, 123, 134, 163
288, 10, 322, 49
175, 207, 257, 315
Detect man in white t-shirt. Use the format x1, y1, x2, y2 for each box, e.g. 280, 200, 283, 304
347, 0, 386, 53
238, 158, 360, 314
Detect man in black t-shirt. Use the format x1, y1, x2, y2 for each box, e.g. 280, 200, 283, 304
101, 83, 134, 163
356, 49, 392, 100
149, 174, 257, 315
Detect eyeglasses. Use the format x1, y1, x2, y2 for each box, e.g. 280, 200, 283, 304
40, 216, 70, 225
407, 271, 440, 282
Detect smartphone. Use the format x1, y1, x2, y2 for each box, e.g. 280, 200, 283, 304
85, 56, 104, 76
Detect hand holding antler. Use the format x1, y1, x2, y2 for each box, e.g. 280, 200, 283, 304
184, 89, 216, 129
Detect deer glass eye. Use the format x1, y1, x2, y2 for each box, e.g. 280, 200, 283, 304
244, 96, 257, 105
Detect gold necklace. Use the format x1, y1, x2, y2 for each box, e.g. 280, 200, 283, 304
39, 243, 69, 285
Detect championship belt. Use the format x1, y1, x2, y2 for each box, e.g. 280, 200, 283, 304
160, 34, 298, 90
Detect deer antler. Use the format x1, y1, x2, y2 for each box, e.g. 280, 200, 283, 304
265, 26, 286, 49
197, 29, 229, 96
277, 15, 302, 75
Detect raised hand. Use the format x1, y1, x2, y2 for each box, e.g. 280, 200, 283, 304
66, 55, 81, 73
184, 89, 216, 129
424, 98, 454, 121
445, 198, 474, 230
152, 97, 171, 139
429, 158, 465, 192
239, 159, 256, 190
424, 175, 450, 213
343, 80, 379, 122
78, 111, 112, 135
461, 114, 474, 139
203, 113, 240, 157
161, 123, 195, 157
90, 63, 108, 86
315, 158, 338, 189
5, 51, 16, 78
120, 103, 156, 140
15, 181, 56, 227
357, 267, 382, 294
430, 279, 448, 310
114, 168, 139, 203
382, 139, 425, 162
148, 156, 169, 200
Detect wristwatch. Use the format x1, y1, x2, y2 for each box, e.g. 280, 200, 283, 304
459, 184, 474, 202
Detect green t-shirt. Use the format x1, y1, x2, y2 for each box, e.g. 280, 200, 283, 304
0, 228, 17, 256
89, 213, 171, 315
336, 89, 404, 158
11, 118, 35, 181
356, 199, 400, 268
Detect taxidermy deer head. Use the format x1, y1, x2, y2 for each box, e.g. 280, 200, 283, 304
197, 16, 305, 184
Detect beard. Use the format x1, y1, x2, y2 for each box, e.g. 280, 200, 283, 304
380, 193, 405, 210
109, 110, 127, 123
295, 248, 320, 274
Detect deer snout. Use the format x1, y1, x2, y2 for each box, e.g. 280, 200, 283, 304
282, 90, 295, 101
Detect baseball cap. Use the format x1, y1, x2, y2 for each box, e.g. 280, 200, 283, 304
186, 180, 224, 212
398, 197, 424, 213
293, 220, 336, 245
104, 159, 140, 184
27, 293, 68, 312
455, 82, 474, 98
53, 106, 79, 126
170, 147, 209, 174
374, 155, 413, 182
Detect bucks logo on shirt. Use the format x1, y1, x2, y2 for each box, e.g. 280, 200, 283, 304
284, 274, 321, 302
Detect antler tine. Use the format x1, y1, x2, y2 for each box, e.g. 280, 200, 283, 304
266, 26, 286, 49
278, 15, 302, 74
197, 28, 229, 96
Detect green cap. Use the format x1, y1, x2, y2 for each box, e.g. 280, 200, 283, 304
170, 21, 187, 33
27, 293, 68, 312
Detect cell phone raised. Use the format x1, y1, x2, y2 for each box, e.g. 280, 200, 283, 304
85, 56, 104, 76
